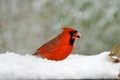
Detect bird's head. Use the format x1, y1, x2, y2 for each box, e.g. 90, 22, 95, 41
63, 27, 81, 45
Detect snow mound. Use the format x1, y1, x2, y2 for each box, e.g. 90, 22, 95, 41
0, 52, 120, 79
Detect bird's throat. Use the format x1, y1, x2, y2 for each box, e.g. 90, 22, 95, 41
69, 38, 75, 46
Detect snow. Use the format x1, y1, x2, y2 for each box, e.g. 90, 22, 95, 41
0, 52, 120, 79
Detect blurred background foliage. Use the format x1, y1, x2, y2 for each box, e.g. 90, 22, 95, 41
0, 0, 120, 55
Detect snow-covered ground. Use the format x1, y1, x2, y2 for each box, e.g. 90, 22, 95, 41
0, 52, 120, 79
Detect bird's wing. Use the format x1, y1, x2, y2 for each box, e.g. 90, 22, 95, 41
36, 38, 62, 53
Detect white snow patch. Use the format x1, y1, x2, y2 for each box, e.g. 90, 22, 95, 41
0, 51, 120, 79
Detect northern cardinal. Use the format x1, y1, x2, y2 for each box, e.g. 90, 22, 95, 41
33, 27, 81, 61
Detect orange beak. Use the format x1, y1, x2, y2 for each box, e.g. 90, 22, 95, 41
75, 32, 81, 40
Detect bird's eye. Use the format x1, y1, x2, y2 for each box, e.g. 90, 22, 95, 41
69, 31, 77, 35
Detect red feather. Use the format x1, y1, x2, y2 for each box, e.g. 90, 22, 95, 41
33, 27, 81, 61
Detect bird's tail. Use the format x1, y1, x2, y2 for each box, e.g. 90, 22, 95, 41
33, 53, 37, 55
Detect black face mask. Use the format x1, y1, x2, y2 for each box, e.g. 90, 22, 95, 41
69, 31, 78, 45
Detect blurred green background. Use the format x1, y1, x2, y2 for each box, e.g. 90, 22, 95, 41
0, 0, 120, 55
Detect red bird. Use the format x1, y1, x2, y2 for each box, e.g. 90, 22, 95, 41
33, 27, 81, 61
